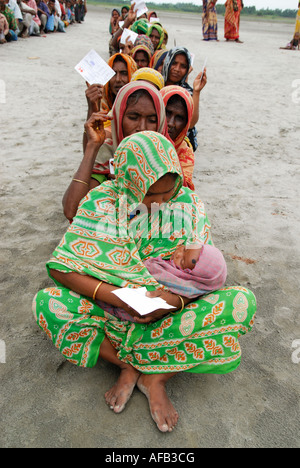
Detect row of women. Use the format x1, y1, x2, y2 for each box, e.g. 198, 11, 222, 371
32, 4, 257, 433
203, 0, 244, 42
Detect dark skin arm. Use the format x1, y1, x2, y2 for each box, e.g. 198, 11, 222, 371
62, 110, 112, 222
50, 269, 191, 324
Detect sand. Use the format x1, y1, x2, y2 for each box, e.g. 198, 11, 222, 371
0, 6, 299, 448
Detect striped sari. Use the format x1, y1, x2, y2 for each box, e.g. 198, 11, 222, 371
224, 0, 243, 41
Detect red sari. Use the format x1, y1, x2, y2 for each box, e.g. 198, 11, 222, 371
160, 86, 195, 191
224, 0, 243, 40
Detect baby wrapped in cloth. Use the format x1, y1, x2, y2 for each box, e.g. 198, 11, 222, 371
97, 243, 227, 322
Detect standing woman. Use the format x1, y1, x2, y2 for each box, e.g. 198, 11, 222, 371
295, 1, 300, 37
224, 0, 244, 43
202, 0, 218, 41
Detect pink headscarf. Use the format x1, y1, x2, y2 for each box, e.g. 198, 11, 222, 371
144, 244, 227, 298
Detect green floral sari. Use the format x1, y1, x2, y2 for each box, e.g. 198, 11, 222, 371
33, 131, 256, 373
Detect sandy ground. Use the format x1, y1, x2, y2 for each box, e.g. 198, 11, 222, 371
0, 5, 300, 448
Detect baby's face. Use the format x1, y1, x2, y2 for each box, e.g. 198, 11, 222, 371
171, 245, 203, 270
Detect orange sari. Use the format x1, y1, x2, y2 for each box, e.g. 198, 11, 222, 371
224, 0, 242, 40
160, 86, 195, 191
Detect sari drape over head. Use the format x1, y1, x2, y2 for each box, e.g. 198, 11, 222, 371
147, 23, 165, 50
101, 54, 138, 114
131, 67, 165, 90
160, 86, 195, 190
34, 131, 256, 372
94, 81, 168, 173
47, 131, 206, 287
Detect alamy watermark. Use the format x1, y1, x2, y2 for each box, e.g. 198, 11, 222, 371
0, 79, 6, 104
0, 339, 6, 364
292, 79, 300, 104
292, 340, 300, 364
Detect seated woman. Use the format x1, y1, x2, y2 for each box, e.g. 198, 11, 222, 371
147, 22, 164, 52
62, 81, 168, 222
161, 85, 196, 190
131, 67, 164, 90
162, 47, 207, 152
33, 130, 256, 433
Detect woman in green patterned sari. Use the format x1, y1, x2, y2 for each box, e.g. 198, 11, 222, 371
33, 129, 256, 433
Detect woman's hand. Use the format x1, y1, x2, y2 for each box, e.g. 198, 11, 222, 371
124, 2, 137, 28
193, 68, 207, 94
86, 83, 103, 113
132, 290, 184, 325
84, 111, 112, 147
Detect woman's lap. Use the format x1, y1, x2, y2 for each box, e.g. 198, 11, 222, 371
33, 286, 256, 373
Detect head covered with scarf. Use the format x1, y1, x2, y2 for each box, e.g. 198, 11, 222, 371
147, 22, 165, 51
150, 49, 168, 71
95, 81, 168, 171
160, 85, 195, 190
47, 131, 212, 288
101, 53, 138, 113
131, 68, 165, 90
161, 47, 192, 87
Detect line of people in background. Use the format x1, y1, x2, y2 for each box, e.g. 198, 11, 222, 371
62, 3, 208, 222
0, 0, 86, 43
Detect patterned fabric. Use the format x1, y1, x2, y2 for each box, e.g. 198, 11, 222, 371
134, 34, 155, 56
202, 0, 218, 41
94, 81, 168, 174
131, 67, 165, 90
33, 131, 256, 374
160, 85, 195, 190
2, 5, 17, 31
130, 19, 149, 35
33, 286, 256, 373
48, 131, 207, 286
150, 49, 168, 71
131, 45, 153, 67
224, 0, 242, 40
101, 54, 138, 113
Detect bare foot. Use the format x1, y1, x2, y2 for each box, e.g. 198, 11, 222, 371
105, 365, 140, 414
137, 374, 179, 433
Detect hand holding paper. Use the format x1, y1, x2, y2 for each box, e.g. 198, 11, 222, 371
75, 49, 116, 86
112, 287, 176, 316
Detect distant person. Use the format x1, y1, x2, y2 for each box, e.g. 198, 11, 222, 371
280, 32, 300, 50
224, 0, 243, 43
295, 1, 300, 36
202, 0, 218, 41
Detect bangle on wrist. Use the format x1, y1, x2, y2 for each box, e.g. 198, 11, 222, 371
92, 281, 103, 301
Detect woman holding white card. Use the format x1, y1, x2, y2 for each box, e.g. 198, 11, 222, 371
33, 130, 256, 433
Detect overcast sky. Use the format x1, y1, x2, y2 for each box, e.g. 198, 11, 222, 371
150, 0, 298, 10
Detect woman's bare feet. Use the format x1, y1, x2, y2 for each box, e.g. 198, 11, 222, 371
137, 373, 179, 433
105, 365, 140, 414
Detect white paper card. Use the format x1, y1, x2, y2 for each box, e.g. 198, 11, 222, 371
131, 0, 148, 18
112, 287, 176, 316
150, 17, 160, 23
75, 49, 116, 86
120, 28, 138, 46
